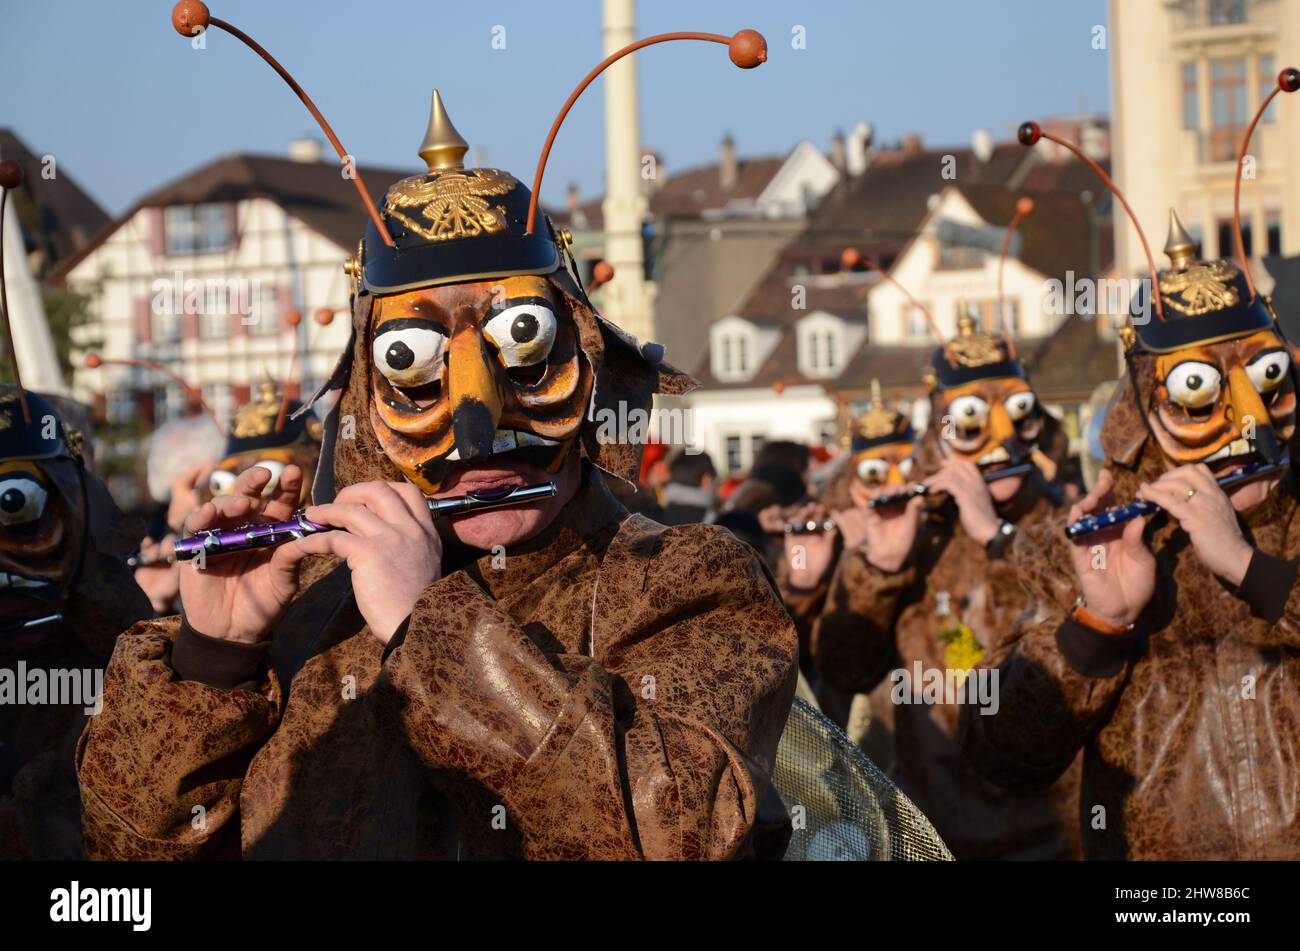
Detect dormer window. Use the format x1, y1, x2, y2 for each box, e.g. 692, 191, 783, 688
798, 311, 863, 378
720, 333, 750, 375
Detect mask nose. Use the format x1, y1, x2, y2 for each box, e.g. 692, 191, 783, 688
886, 464, 905, 486
447, 326, 503, 464
1226, 366, 1279, 463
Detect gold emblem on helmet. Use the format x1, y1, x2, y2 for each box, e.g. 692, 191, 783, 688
231, 381, 282, 438
1159, 261, 1240, 317
947, 314, 1004, 367
856, 404, 899, 440
383, 168, 516, 242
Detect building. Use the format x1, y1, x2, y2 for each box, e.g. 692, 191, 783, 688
684, 132, 1118, 474
51, 143, 414, 503
1110, 0, 1300, 283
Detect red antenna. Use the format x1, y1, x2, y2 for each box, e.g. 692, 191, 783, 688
525, 29, 767, 235
996, 196, 1034, 359
844, 247, 947, 348
1018, 120, 1163, 321
83, 352, 224, 436
170, 2, 395, 248
0, 160, 30, 424
1233, 67, 1300, 299
586, 261, 615, 297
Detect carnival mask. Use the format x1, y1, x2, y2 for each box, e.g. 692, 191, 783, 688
933, 376, 1036, 474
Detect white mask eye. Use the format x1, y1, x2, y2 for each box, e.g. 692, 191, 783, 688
252, 460, 287, 496
947, 395, 989, 429
1247, 350, 1290, 394
856, 458, 889, 483
1165, 361, 1221, 409
483, 302, 558, 368
0, 477, 48, 527
373, 324, 447, 387
899, 457, 915, 478
1004, 391, 1037, 422
208, 469, 236, 497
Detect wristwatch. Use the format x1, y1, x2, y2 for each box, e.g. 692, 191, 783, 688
985, 519, 1017, 559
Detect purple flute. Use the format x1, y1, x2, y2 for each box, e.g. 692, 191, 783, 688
173, 483, 557, 561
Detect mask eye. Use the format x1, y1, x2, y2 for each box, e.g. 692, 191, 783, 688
856, 458, 889, 483
0, 477, 48, 527
208, 470, 236, 497
899, 457, 915, 478
1004, 391, 1037, 422
1165, 361, 1222, 409
947, 395, 989, 429
483, 302, 558, 368
373, 325, 447, 387
251, 460, 287, 495
1247, 350, 1290, 394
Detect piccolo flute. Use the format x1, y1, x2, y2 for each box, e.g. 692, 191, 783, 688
1063, 457, 1287, 540
867, 462, 1036, 510
172, 482, 557, 561
783, 518, 836, 535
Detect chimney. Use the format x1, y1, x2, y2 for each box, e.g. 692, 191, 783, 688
901, 132, 923, 155
971, 128, 993, 163
831, 130, 846, 172
288, 137, 325, 162
846, 122, 872, 176
720, 134, 737, 191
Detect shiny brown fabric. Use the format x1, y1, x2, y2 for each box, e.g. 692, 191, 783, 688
965, 451, 1300, 859
809, 477, 1082, 860
76, 260, 798, 859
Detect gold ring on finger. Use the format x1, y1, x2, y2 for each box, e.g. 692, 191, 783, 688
1186, 488, 1196, 500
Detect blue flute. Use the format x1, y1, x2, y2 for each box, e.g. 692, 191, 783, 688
172, 483, 557, 561
1063, 458, 1287, 540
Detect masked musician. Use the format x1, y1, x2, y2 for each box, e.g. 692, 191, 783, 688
810, 292, 1079, 859
965, 92, 1300, 858
202, 380, 323, 506
77, 6, 794, 860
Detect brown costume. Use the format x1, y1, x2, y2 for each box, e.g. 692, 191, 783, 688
0, 391, 151, 860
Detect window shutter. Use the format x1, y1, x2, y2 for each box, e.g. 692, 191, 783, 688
147, 208, 166, 257
226, 203, 241, 252
135, 296, 153, 344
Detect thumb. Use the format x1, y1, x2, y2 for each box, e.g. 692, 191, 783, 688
1120, 515, 1153, 562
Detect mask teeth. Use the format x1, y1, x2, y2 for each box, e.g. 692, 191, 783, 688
1233, 67, 1300, 300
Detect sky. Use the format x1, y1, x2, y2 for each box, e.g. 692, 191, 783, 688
0, 0, 1110, 217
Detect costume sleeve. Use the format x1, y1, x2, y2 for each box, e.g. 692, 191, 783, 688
810, 546, 916, 695
75, 619, 281, 859
775, 549, 833, 665
960, 522, 1136, 790
1230, 549, 1300, 648
375, 523, 798, 860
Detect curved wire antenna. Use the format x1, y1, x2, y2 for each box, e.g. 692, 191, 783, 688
525, 29, 767, 235
842, 247, 947, 348
1234, 67, 1300, 299
170, 2, 395, 247
1018, 121, 1163, 322
84, 353, 224, 436
586, 261, 615, 297
0, 162, 30, 424
996, 197, 1035, 359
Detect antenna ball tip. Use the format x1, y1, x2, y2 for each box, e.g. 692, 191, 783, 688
285, 308, 302, 327
729, 30, 767, 69
1017, 121, 1042, 147
1016, 196, 1035, 216
84, 353, 102, 369
592, 261, 615, 285
1280, 68, 1300, 93
0, 160, 23, 190
313, 307, 335, 326
773, 381, 786, 394
839, 247, 862, 271
172, 1, 210, 37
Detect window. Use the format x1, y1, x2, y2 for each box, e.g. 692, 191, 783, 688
903, 303, 932, 342
1182, 63, 1199, 130
937, 246, 985, 271
719, 333, 750, 375
1267, 212, 1281, 256
725, 435, 743, 473
200, 312, 228, 340
1260, 54, 1277, 123
1208, 0, 1247, 26
164, 203, 231, 255
250, 286, 281, 337
1208, 57, 1248, 161
1219, 219, 1251, 259
803, 328, 840, 374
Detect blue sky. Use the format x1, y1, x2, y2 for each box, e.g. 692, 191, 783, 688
0, 0, 1109, 216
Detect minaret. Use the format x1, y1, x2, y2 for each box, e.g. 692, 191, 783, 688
600, 0, 653, 342
1, 190, 65, 394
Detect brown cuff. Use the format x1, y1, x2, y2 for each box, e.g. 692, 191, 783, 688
1234, 549, 1299, 624
171, 620, 271, 691
1055, 617, 1139, 679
